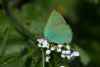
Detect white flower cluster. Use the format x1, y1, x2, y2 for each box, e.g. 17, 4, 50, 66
37, 38, 80, 66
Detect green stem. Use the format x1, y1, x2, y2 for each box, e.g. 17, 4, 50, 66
42, 49, 45, 67
0, 28, 9, 58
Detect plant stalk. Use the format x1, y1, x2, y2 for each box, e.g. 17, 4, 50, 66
42, 49, 45, 67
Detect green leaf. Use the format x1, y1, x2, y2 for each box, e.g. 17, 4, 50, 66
29, 20, 46, 38
0, 39, 27, 64
0, 10, 11, 32
0, 28, 9, 58
21, 3, 43, 22
74, 45, 90, 65
0, 62, 22, 67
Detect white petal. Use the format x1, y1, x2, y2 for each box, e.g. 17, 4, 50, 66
65, 45, 70, 50
37, 44, 42, 47
58, 44, 64, 48
50, 47, 55, 51
46, 50, 51, 55
65, 50, 71, 54
42, 40, 48, 48
66, 55, 71, 59
70, 53, 74, 57
45, 56, 50, 62
62, 50, 66, 54
46, 45, 49, 48
60, 65, 65, 67
73, 51, 80, 56
61, 54, 66, 58
57, 48, 62, 52
37, 39, 44, 44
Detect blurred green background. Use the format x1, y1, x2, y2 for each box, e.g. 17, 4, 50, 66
0, 0, 100, 67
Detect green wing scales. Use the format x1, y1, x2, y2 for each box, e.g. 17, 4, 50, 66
44, 10, 72, 44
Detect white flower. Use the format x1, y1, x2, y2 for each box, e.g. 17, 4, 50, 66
73, 51, 80, 56
66, 51, 80, 59
46, 56, 50, 62
50, 47, 55, 51
66, 53, 73, 59
57, 48, 62, 52
58, 44, 64, 48
66, 55, 71, 59
37, 44, 42, 47
37, 39, 49, 48
37, 38, 44, 44
42, 40, 48, 48
69, 53, 74, 57
61, 54, 66, 58
65, 50, 71, 54
46, 50, 51, 55
62, 50, 67, 54
60, 65, 65, 67
37, 38, 80, 63
65, 45, 70, 50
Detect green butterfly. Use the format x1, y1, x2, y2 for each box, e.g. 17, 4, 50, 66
44, 10, 72, 44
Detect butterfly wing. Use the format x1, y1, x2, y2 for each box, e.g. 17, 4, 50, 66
44, 10, 72, 44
